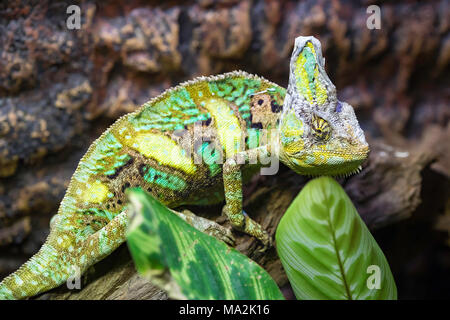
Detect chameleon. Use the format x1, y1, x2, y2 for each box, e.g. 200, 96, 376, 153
0, 36, 368, 299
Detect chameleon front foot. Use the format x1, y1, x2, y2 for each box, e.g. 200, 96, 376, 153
255, 229, 273, 253
245, 224, 272, 253
223, 207, 273, 252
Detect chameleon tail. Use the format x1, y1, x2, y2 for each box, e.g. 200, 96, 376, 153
0, 210, 129, 300
0, 231, 78, 300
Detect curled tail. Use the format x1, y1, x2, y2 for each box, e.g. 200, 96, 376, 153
0, 233, 76, 300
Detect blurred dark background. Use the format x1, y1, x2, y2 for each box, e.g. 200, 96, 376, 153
0, 0, 448, 299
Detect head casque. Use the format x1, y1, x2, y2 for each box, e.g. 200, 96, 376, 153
278, 36, 369, 176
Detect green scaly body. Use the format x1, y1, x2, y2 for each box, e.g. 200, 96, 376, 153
0, 36, 369, 299
0, 72, 285, 299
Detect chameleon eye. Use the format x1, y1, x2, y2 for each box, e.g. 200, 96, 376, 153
311, 115, 331, 141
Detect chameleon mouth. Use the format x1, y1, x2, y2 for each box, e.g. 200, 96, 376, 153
317, 146, 369, 177
284, 145, 369, 177
302, 160, 366, 178
332, 164, 363, 178
310, 145, 369, 160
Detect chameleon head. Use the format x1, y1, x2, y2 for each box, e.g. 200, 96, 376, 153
278, 36, 369, 176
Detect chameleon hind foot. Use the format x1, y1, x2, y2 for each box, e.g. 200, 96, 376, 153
171, 209, 235, 246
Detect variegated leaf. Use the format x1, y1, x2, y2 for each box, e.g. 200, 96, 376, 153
126, 188, 284, 300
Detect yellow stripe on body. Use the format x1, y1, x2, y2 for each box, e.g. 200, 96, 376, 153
130, 133, 197, 174
79, 180, 110, 204
203, 98, 242, 158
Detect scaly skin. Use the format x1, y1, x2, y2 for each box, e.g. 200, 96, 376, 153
0, 36, 368, 299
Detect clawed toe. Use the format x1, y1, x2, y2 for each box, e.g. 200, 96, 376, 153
205, 225, 236, 246
256, 231, 273, 253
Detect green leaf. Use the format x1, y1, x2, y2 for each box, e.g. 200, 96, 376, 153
275, 177, 397, 300
126, 188, 284, 300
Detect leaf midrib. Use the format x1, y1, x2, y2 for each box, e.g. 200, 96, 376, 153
325, 212, 352, 300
